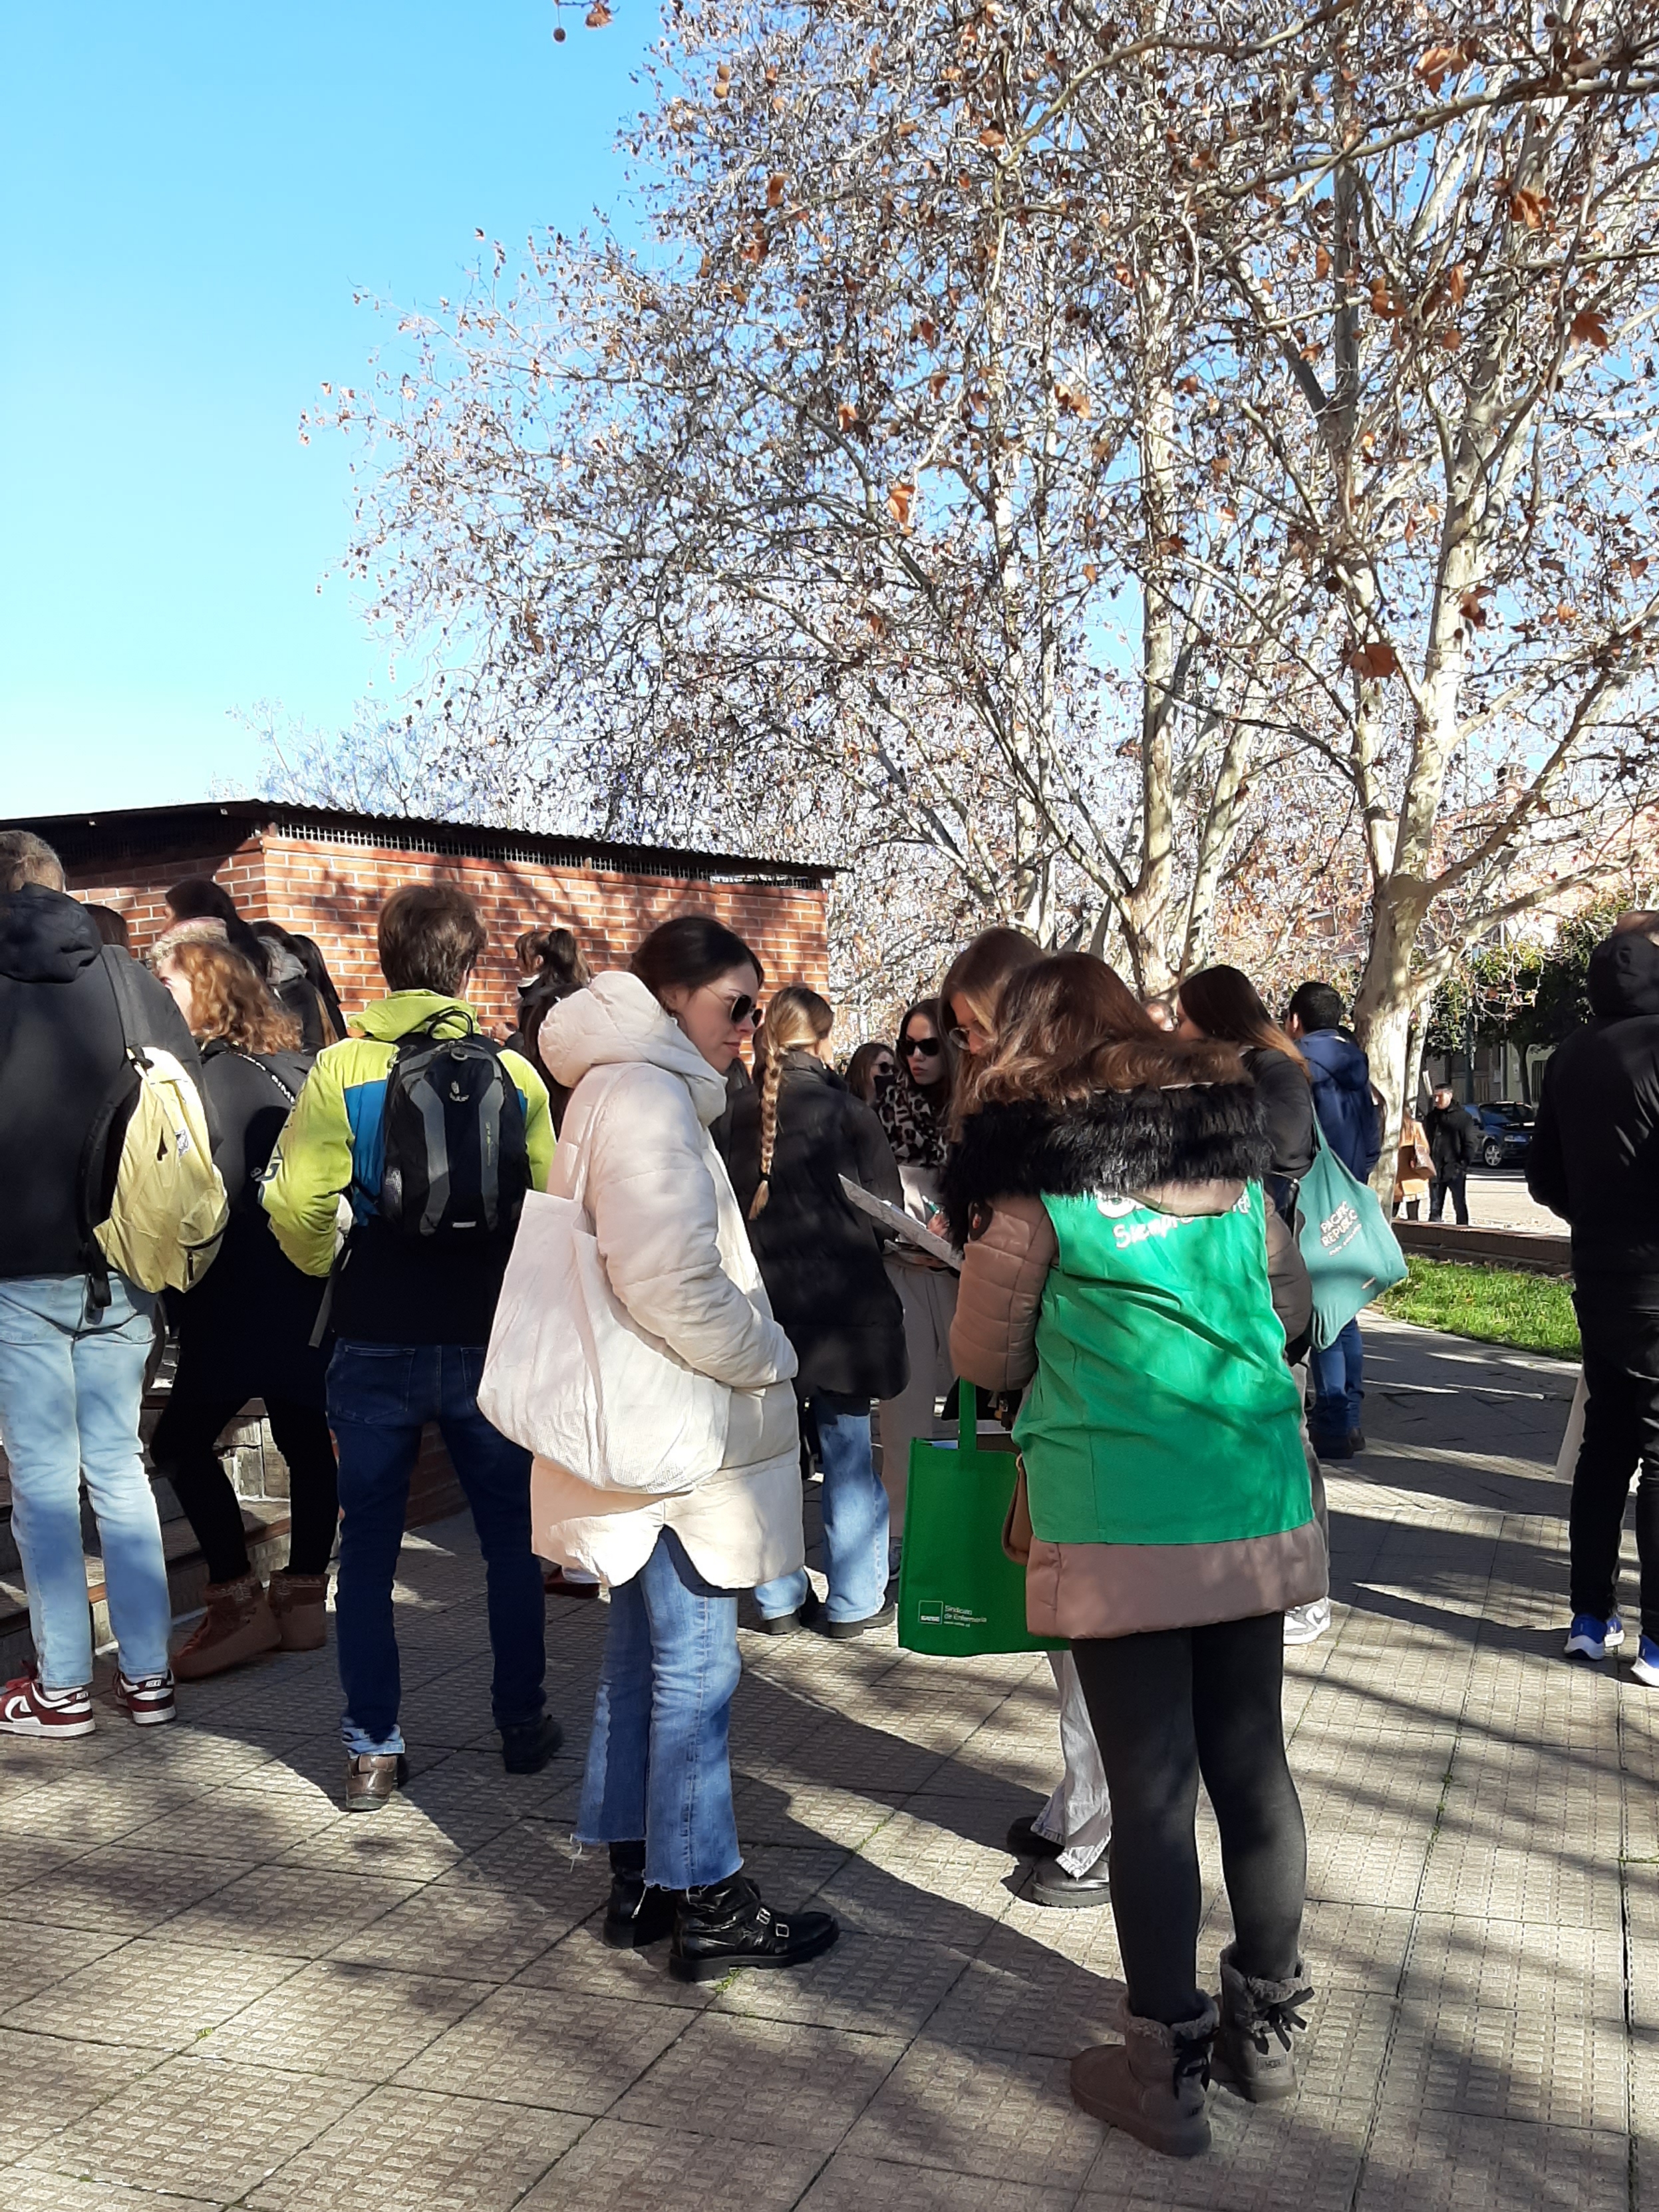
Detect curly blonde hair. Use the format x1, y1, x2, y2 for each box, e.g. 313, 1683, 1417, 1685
160, 940, 301, 1054
748, 986, 833, 1218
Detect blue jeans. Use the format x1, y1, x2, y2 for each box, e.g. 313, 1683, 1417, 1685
0, 1273, 172, 1687
575, 1527, 742, 1891
1310, 1318, 1364, 1446
327, 1341, 545, 1755
756, 1389, 889, 1624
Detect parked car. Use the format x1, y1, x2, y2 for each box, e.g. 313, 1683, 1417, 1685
1473, 1102, 1534, 1169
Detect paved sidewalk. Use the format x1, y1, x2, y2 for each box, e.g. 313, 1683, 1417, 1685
0, 1317, 1652, 2212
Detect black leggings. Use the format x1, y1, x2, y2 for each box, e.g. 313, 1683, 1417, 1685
1070, 1613, 1306, 2025
150, 1395, 339, 1585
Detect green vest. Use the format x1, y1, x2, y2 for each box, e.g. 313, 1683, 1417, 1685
1013, 1184, 1310, 1547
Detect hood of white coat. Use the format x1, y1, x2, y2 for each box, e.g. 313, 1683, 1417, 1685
538, 970, 732, 1126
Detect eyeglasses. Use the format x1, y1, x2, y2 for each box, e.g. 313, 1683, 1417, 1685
724, 993, 762, 1027
901, 1035, 943, 1059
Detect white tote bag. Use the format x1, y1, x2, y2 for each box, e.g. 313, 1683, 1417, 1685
478, 1084, 732, 1494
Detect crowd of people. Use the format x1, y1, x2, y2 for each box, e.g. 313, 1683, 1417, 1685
1, 818, 1655, 2159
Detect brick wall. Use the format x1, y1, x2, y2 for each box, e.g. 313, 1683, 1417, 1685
70, 829, 829, 1032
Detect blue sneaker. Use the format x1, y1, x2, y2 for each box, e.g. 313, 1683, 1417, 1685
1565, 1613, 1616, 1660
1606, 1613, 1626, 1652
1632, 1635, 1659, 1688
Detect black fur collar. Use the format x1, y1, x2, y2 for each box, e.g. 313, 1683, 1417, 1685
941, 1083, 1270, 1245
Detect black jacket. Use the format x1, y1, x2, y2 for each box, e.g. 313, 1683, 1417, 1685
1243, 1044, 1315, 1221
168, 1041, 328, 1406
1425, 1102, 1480, 1177
720, 1052, 909, 1399
1528, 931, 1659, 1283
0, 887, 205, 1280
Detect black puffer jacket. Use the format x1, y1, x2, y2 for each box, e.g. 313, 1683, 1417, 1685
720, 1052, 909, 1399
1425, 1100, 1481, 1178
1528, 930, 1659, 1283
167, 1040, 327, 1406
0, 887, 204, 1279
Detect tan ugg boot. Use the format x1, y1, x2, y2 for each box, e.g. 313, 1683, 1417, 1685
172, 1575, 281, 1680
1070, 1994, 1218, 2158
268, 1571, 330, 1652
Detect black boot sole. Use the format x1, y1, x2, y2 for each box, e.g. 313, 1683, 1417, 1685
668, 1919, 839, 1983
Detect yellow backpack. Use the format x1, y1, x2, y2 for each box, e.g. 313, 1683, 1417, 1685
77, 955, 229, 1309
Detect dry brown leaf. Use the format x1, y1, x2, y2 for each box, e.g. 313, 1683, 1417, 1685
1439, 327, 1463, 351
1349, 641, 1401, 679
888, 480, 915, 528
1314, 244, 1332, 279
1570, 308, 1611, 348
766, 173, 786, 208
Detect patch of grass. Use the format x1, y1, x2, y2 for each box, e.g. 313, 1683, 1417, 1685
1377, 1257, 1579, 1359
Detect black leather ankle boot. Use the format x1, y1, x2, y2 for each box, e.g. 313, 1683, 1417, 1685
602, 1841, 675, 1950
669, 1871, 839, 1984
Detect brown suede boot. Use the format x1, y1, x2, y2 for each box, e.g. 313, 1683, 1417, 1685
172, 1575, 281, 1681
268, 1571, 330, 1652
1213, 1945, 1313, 2102
1070, 1994, 1218, 2158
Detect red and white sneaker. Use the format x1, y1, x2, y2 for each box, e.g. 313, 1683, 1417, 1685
0, 1670, 96, 1739
112, 1670, 176, 1727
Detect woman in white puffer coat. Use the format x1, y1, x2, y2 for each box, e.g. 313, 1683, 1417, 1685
535, 916, 839, 1984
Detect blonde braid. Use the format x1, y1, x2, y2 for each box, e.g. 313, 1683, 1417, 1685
747, 985, 834, 1219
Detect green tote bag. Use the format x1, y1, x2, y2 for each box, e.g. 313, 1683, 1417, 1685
897, 1395, 1064, 1659
1296, 1122, 1408, 1350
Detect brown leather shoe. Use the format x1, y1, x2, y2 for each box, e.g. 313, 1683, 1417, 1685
172, 1575, 281, 1681
345, 1752, 408, 1811
268, 1571, 329, 1651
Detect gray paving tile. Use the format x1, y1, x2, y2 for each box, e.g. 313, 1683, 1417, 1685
521, 2120, 819, 2209
21, 2054, 366, 2198
0, 1919, 130, 2005
609, 2012, 905, 2153
0, 2175, 223, 2212
1080, 2089, 1372, 2208
0, 2028, 158, 2167
164, 1865, 422, 1955
806, 2154, 1078, 2211
712, 1929, 969, 2038
394, 1983, 686, 2112
327, 1879, 586, 1980
1354, 2112, 1631, 2210
206, 1961, 492, 2079
7, 1938, 305, 2051
843, 2038, 1103, 2186
247, 2085, 582, 2209
12, 1843, 253, 1935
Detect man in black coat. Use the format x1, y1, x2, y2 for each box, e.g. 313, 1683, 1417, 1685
1528, 923, 1659, 1679
0, 832, 206, 1736
1424, 1084, 1480, 1225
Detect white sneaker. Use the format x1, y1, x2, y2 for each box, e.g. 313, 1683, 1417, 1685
1283, 1599, 1332, 1646
1631, 1635, 1659, 1688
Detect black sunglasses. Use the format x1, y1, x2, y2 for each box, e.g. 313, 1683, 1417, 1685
902, 1034, 943, 1058
724, 993, 762, 1027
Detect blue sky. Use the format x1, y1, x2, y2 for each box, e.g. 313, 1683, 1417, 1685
1, 1, 651, 819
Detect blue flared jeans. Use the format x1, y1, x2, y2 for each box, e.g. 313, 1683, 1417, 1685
575, 1527, 743, 1893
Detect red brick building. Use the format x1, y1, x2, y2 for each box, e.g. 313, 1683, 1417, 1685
7, 800, 832, 1028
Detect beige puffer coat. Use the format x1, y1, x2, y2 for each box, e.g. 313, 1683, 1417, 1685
529, 972, 804, 1590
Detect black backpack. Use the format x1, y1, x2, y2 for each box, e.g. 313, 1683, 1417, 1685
377, 1017, 530, 1238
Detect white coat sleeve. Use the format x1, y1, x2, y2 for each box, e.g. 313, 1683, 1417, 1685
586, 1070, 797, 1390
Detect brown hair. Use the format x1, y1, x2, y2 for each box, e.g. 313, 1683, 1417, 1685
844, 1039, 894, 1104
162, 940, 301, 1054
969, 953, 1244, 1111
939, 927, 1042, 1041
631, 913, 764, 1003
84, 904, 131, 949
377, 883, 487, 995
1177, 965, 1307, 1074
748, 986, 833, 1217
